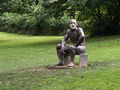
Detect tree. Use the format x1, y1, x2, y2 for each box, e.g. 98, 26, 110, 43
45, 0, 120, 35
0, 0, 34, 15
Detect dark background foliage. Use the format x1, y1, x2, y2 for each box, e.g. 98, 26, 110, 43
0, 0, 120, 36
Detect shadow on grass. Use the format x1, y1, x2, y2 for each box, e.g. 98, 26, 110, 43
22, 41, 60, 47
0, 40, 72, 48
1, 35, 120, 48
0, 60, 119, 76
86, 35, 120, 43
22, 60, 120, 72
0, 40, 61, 48
0, 40, 10, 42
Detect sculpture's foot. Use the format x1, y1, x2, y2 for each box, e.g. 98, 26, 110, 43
67, 62, 74, 67
54, 62, 63, 66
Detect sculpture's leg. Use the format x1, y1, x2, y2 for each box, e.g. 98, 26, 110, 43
75, 46, 86, 55
68, 50, 75, 67
54, 44, 63, 66
63, 46, 75, 67
55, 45, 76, 67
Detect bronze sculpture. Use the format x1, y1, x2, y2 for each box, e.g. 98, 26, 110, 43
55, 19, 86, 67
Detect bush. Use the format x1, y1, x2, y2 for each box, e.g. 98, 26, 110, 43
41, 16, 69, 35
0, 12, 37, 34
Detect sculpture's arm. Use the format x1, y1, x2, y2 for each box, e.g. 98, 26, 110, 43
75, 28, 85, 47
61, 34, 69, 48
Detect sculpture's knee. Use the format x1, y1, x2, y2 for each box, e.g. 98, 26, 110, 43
81, 47, 86, 54
75, 46, 86, 55
64, 46, 75, 56
56, 44, 61, 49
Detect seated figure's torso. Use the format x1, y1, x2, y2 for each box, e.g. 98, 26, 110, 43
69, 30, 78, 44
67, 28, 85, 46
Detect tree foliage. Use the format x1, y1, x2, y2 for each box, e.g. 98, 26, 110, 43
0, 0, 120, 35
46, 0, 120, 35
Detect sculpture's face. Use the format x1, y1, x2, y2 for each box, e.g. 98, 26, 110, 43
69, 19, 77, 30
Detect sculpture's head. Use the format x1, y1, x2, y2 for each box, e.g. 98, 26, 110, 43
69, 19, 77, 30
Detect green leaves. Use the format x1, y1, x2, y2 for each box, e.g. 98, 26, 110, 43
0, 0, 120, 35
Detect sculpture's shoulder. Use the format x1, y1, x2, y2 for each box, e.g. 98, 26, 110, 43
77, 27, 83, 32
66, 29, 71, 34
77, 27, 84, 36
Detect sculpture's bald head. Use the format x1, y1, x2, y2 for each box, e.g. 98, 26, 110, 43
69, 19, 77, 30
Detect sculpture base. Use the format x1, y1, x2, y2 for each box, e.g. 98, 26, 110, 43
79, 54, 88, 67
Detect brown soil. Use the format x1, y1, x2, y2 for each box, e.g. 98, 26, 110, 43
21, 64, 80, 72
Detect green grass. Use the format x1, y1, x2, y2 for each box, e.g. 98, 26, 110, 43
0, 32, 120, 90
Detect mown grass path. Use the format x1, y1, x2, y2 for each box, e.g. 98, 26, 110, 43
0, 32, 120, 89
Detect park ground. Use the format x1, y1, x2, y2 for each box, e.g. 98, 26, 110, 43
0, 32, 120, 90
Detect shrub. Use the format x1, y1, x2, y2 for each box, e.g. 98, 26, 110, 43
0, 12, 37, 34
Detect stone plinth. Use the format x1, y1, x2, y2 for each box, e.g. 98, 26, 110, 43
79, 54, 88, 67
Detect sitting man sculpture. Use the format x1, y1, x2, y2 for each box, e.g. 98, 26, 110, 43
55, 19, 86, 67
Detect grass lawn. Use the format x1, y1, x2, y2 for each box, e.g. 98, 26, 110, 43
0, 32, 120, 90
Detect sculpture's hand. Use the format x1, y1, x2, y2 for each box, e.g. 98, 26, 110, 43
73, 44, 77, 47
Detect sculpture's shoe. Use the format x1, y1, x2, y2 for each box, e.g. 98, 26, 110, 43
68, 62, 74, 67
54, 62, 63, 66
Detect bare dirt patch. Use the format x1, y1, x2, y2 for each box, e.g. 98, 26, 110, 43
21, 64, 80, 72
